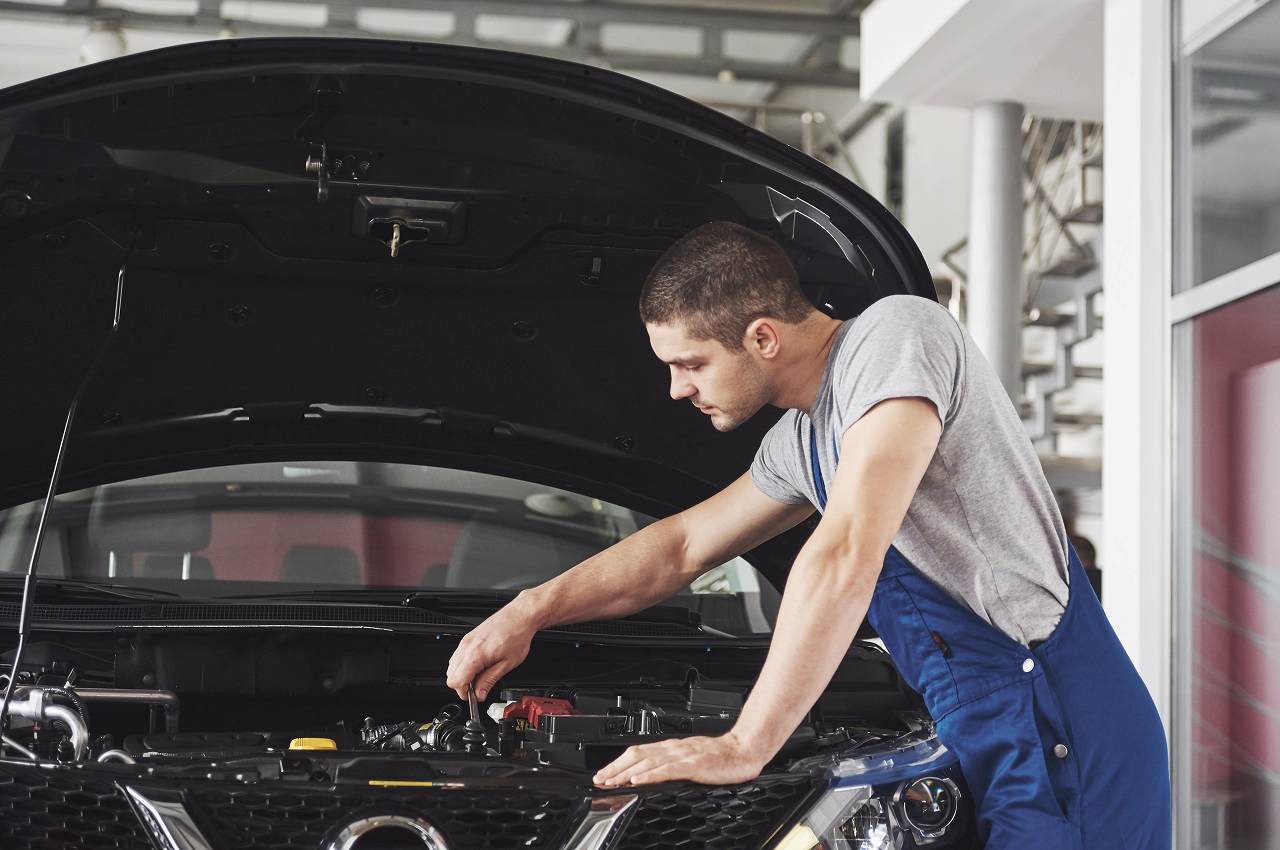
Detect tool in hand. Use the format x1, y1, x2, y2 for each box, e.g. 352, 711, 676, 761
462, 682, 486, 754
466, 682, 481, 726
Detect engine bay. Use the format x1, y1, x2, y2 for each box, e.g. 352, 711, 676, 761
0, 639, 927, 786
351, 683, 908, 773
0, 623, 968, 847
0, 630, 979, 850
0, 625, 930, 791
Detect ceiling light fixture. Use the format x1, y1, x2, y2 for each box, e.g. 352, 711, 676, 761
80, 19, 128, 65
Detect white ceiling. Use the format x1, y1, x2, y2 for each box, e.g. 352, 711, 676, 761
0, 19, 206, 87
0, 3, 862, 109
860, 0, 1103, 121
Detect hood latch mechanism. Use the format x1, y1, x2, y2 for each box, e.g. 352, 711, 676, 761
305, 141, 330, 203
353, 195, 467, 258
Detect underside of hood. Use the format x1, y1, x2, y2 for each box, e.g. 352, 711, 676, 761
0, 39, 933, 556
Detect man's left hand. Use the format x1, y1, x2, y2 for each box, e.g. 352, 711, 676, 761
591, 733, 768, 787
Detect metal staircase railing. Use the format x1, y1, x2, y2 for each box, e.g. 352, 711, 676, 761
940, 116, 1104, 456
703, 101, 869, 186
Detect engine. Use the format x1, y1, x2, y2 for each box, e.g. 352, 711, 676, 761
356, 685, 866, 771
0, 678, 904, 777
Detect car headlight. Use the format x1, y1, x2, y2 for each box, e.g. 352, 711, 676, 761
840, 796, 895, 849
897, 776, 960, 839
775, 734, 969, 849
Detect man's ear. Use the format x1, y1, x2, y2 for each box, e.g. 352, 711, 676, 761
744, 318, 781, 359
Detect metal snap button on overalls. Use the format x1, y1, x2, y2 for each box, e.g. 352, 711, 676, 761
1053, 744, 1069, 759
1022, 657, 1035, 673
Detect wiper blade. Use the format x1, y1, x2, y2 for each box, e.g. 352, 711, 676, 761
222, 589, 734, 636
404, 594, 727, 634
222, 588, 511, 605
219, 588, 481, 622
0, 577, 182, 601
400, 590, 519, 609
403, 594, 704, 627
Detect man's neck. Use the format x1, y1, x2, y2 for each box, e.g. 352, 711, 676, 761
769, 314, 845, 414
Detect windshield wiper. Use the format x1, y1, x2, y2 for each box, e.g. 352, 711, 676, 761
0, 576, 183, 601
404, 594, 704, 626
218, 587, 486, 623
400, 590, 519, 609
221, 588, 511, 605
403, 593, 736, 635
221, 589, 736, 637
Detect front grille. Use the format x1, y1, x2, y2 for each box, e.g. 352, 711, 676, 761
189, 785, 585, 850
617, 774, 823, 850
0, 764, 151, 850
0, 761, 819, 850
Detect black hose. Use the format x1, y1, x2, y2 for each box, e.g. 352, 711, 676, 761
41, 686, 89, 728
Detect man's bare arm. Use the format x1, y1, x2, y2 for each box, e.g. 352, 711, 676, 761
520, 473, 813, 630
592, 397, 940, 786
446, 471, 812, 699
727, 397, 940, 756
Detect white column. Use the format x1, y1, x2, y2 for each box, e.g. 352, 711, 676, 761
1102, 0, 1172, 733
966, 100, 1025, 399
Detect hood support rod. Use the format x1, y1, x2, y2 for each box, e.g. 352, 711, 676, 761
0, 258, 130, 756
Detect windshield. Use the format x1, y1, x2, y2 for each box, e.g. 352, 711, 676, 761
0, 461, 778, 635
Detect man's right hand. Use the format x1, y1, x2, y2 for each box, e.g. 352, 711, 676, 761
445, 597, 540, 701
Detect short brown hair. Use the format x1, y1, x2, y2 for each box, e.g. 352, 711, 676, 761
638, 221, 814, 350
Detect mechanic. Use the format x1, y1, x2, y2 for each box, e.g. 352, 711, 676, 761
446, 221, 1171, 848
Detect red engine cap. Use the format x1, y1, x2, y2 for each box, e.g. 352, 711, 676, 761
502, 696, 577, 729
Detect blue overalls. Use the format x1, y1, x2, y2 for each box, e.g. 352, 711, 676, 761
809, 424, 1171, 849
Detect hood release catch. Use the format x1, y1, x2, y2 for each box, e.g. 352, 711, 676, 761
354, 196, 467, 258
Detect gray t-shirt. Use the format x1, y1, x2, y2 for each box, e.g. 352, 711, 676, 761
750, 294, 1070, 645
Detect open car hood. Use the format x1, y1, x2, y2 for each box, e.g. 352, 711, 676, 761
0, 39, 933, 552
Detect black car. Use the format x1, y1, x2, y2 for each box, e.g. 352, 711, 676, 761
0, 38, 977, 850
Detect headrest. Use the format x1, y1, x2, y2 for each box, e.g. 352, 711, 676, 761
443, 520, 603, 590
281, 544, 360, 585
88, 488, 212, 553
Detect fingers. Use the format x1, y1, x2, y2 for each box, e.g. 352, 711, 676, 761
591, 737, 757, 788
447, 651, 508, 701
628, 763, 676, 785
444, 608, 532, 701
474, 662, 508, 701
446, 653, 484, 700
444, 652, 476, 700
592, 745, 646, 786
593, 742, 675, 787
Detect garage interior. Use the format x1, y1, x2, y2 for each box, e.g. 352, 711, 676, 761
0, 0, 1275, 847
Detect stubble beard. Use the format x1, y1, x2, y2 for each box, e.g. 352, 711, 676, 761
706, 362, 772, 433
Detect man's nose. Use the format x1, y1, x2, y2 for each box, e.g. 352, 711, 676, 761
670, 373, 695, 401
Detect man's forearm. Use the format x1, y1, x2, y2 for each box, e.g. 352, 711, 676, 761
727, 536, 881, 759
515, 514, 699, 630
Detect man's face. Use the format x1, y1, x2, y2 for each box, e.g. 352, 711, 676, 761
646, 321, 773, 432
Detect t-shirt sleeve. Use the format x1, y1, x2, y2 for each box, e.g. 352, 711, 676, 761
749, 411, 810, 505
833, 295, 964, 433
